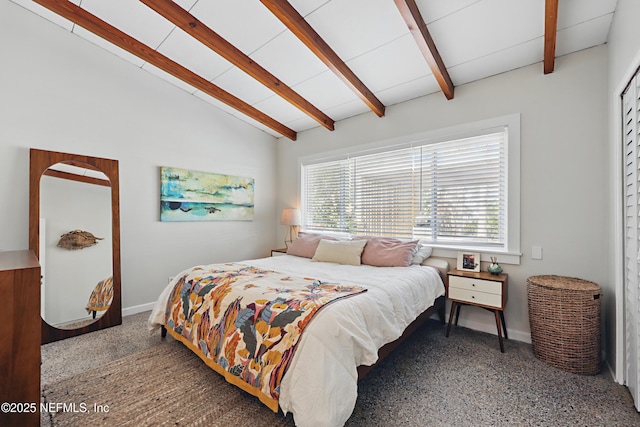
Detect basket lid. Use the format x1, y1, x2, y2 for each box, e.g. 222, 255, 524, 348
527, 275, 600, 292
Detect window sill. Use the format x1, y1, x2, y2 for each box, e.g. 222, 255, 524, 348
431, 247, 522, 266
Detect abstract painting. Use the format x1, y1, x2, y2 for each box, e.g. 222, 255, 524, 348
160, 167, 254, 222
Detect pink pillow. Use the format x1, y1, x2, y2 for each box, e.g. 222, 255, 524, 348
360, 237, 419, 267
287, 232, 337, 258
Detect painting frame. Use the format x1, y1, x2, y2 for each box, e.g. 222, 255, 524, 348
160, 166, 254, 222
457, 251, 480, 272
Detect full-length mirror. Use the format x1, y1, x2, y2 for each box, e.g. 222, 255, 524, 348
40, 162, 112, 328
30, 148, 121, 344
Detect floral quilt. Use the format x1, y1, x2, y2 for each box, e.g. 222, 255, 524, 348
163, 263, 367, 411
86, 276, 113, 313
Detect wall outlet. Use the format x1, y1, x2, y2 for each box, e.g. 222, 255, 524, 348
532, 246, 543, 260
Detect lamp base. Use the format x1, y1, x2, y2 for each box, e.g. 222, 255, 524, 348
284, 226, 298, 248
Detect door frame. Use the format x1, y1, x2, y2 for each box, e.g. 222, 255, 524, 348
614, 47, 640, 386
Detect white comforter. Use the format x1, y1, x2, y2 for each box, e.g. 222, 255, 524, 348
148, 254, 444, 427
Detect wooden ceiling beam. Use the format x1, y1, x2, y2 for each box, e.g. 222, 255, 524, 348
32, 0, 297, 140
544, 0, 559, 74
140, 0, 334, 131
260, 0, 386, 117
394, 0, 454, 100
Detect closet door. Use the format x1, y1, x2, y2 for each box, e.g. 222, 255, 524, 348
623, 72, 640, 410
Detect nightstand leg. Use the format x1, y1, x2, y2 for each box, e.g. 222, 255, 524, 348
499, 311, 508, 340
494, 310, 505, 353
446, 301, 457, 337
454, 304, 462, 326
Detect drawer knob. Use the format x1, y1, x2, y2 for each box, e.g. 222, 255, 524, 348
472, 283, 476, 287
471, 295, 475, 299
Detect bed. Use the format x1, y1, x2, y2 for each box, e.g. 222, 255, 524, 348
148, 237, 447, 427
86, 275, 113, 319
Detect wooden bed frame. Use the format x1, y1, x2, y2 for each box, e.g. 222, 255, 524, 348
160, 258, 449, 385
160, 293, 447, 380
160, 295, 446, 381
357, 295, 446, 379
357, 258, 449, 378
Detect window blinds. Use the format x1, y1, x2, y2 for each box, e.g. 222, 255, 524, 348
302, 129, 507, 247
303, 159, 353, 234
416, 133, 506, 245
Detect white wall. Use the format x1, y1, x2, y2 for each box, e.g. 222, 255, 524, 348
0, 2, 278, 313
277, 46, 609, 345
0, 0, 618, 370
605, 0, 640, 382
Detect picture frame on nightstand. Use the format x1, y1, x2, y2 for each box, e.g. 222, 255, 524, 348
457, 251, 480, 272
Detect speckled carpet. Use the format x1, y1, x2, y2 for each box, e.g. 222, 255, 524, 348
40, 311, 639, 426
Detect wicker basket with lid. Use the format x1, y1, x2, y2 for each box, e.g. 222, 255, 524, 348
526, 275, 601, 375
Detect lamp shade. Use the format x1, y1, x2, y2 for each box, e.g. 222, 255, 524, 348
280, 208, 301, 226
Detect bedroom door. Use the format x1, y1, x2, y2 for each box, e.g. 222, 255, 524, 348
622, 71, 640, 411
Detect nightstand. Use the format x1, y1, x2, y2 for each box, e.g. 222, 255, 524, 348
271, 248, 288, 257
445, 269, 508, 352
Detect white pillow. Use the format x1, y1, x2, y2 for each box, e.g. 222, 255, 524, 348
412, 243, 433, 265
312, 239, 367, 266
287, 232, 337, 258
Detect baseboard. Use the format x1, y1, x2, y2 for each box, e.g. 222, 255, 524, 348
132, 305, 532, 344
122, 302, 156, 317
449, 318, 617, 375
451, 317, 532, 344
604, 358, 619, 383
133, 303, 614, 378
431, 313, 532, 343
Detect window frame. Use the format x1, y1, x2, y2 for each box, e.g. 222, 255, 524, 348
297, 114, 521, 265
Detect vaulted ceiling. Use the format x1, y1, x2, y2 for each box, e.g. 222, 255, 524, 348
12, 0, 617, 140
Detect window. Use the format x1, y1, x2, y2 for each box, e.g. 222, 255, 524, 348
301, 116, 520, 257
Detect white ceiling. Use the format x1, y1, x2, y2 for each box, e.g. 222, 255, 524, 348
12, 0, 618, 139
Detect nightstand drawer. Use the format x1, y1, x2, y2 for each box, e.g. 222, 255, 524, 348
448, 287, 502, 308
448, 275, 502, 295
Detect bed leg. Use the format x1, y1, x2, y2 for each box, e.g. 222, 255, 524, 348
437, 300, 446, 324
161, 325, 167, 338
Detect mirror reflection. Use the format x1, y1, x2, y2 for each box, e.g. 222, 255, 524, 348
39, 162, 113, 329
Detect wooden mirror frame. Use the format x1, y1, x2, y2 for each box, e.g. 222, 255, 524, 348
29, 148, 122, 344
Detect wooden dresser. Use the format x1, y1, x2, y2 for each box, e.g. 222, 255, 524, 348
0, 250, 41, 427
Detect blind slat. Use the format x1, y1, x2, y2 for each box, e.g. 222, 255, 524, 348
303, 131, 507, 245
